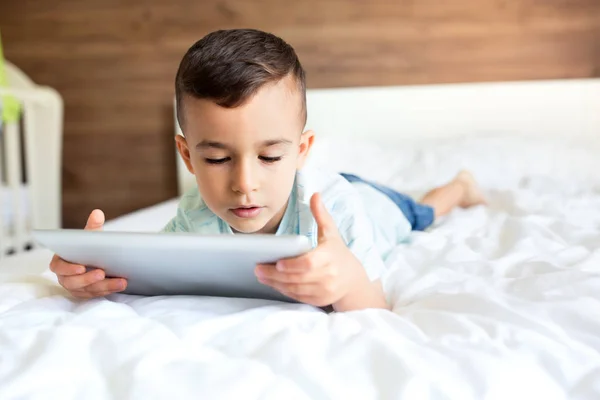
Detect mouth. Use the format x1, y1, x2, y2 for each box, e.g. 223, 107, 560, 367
230, 205, 263, 219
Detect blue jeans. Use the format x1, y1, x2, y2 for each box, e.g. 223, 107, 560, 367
340, 173, 435, 231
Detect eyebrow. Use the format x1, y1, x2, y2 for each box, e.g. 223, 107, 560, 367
195, 138, 293, 150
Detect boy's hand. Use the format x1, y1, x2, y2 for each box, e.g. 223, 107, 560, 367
255, 193, 386, 311
49, 209, 127, 299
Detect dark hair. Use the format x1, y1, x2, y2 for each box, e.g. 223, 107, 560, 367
175, 29, 306, 129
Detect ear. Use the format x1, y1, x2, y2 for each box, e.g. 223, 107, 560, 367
296, 129, 315, 170
175, 135, 195, 174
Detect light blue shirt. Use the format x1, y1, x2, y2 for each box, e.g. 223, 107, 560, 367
162, 167, 412, 281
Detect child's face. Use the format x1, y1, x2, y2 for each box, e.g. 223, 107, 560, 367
176, 76, 313, 234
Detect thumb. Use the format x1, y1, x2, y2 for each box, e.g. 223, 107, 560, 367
310, 193, 338, 243
84, 209, 105, 231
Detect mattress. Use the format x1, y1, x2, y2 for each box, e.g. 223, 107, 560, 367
1, 134, 599, 399
102, 198, 178, 232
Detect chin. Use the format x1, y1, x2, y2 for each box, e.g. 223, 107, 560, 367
228, 219, 269, 234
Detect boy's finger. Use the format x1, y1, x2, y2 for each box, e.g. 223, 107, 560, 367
275, 249, 328, 273
59, 269, 106, 290
258, 278, 320, 297
255, 279, 331, 307
70, 289, 97, 299
309, 193, 338, 244
50, 257, 86, 276
82, 278, 128, 295
255, 264, 319, 284
84, 209, 105, 231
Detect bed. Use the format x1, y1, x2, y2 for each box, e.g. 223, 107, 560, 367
1, 78, 599, 399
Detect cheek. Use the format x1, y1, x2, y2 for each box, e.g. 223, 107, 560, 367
269, 159, 297, 194
193, 163, 225, 196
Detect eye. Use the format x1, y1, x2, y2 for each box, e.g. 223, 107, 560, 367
204, 157, 230, 165
259, 156, 282, 164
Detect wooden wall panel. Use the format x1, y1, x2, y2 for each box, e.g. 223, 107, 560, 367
0, 0, 599, 227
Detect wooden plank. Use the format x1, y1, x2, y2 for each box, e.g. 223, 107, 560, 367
0, 0, 598, 227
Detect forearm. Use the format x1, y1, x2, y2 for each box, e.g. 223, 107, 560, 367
333, 279, 388, 312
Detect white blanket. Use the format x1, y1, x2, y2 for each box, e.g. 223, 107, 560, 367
1, 135, 599, 399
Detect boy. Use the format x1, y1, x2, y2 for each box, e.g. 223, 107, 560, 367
50, 29, 485, 312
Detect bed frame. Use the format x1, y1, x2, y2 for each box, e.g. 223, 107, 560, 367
174, 78, 600, 196
0, 61, 63, 258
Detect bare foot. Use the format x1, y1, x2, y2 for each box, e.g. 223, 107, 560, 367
454, 170, 487, 208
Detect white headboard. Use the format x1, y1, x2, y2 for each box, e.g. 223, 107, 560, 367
175, 78, 600, 195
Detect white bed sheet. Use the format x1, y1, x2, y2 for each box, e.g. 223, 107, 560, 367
1, 134, 600, 399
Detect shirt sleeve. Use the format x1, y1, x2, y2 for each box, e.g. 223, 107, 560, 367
328, 194, 386, 282
161, 218, 177, 233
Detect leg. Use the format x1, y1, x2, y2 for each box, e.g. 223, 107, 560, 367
421, 171, 486, 218
341, 172, 435, 231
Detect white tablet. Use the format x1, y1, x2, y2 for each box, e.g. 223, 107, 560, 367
32, 229, 313, 303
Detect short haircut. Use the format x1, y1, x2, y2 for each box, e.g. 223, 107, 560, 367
175, 29, 306, 130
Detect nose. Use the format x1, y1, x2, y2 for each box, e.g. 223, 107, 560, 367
231, 159, 259, 195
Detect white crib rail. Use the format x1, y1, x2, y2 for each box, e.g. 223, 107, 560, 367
21, 88, 63, 231
0, 65, 63, 258
2, 121, 26, 254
